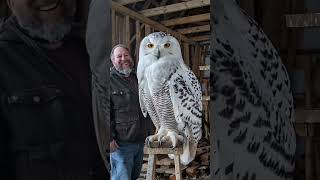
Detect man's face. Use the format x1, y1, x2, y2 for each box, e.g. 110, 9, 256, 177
8, 0, 76, 42
112, 47, 134, 76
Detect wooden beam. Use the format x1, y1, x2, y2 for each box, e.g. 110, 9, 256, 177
191, 35, 210, 41
161, 13, 210, 26
113, 0, 144, 5
177, 25, 210, 34
111, 1, 197, 45
286, 13, 320, 27
139, 0, 210, 17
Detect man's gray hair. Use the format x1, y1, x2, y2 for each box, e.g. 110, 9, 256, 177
110, 44, 131, 60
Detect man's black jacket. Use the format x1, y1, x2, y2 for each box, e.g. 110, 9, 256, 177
0, 17, 107, 180
110, 67, 152, 143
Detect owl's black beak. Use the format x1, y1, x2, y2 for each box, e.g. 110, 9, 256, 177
156, 48, 160, 59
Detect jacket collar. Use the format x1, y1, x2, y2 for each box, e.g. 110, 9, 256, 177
0, 16, 23, 42
110, 66, 136, 78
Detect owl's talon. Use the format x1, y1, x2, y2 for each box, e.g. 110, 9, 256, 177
145, 136, 151, 147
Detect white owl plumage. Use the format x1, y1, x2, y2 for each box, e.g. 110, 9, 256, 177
137, 32, 202, 165
212, 0, 296, 180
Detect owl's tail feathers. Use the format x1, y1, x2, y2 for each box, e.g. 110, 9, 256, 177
180, 142, 197, 165
168, 142, 197, 165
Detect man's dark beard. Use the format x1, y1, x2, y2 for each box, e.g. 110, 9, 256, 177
19, 19, 72, 43
15, 1, 76, 43
20, 19, 71, 43
115, 66, 133, 77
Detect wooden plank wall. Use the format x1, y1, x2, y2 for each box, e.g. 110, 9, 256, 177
111, 9, 206, 78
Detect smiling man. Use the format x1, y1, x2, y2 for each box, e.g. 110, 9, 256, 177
109, 44, 152, 180
0, 0, 108, 179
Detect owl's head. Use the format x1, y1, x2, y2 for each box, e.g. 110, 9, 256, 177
139, 32, 183, 61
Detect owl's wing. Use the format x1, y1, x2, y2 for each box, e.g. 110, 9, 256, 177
139, 84, 160, 130
168, 65, 202, 143
138, 86, 148, 117
211, 1, 296, 179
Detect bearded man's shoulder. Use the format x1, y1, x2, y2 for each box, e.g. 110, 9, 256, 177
0, 17, 19, 43
0, 18, 4, 25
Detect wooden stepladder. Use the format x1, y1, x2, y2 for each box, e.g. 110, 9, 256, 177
144, 145, 183, 180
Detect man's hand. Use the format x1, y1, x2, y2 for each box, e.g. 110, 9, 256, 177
110, 139, 119, 153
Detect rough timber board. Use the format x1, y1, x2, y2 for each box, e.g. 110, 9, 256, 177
161, 13, 210, 26
295, 109, 320, 123
144, 147, 183, 155
286, 13, 320, 27
192, 35, 210, 41
177, 25, 210, 34
140, 0, 210, 17
114, 0, 144, 5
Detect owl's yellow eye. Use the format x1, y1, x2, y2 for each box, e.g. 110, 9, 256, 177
164, 43, 171, 48
147, 43, 154, 48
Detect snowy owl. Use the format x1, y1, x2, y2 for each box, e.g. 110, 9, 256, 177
211, 0, 296, 180
137, 32, 202, 165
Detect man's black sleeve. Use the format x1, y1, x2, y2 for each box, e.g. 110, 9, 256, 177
86, 0, 112, 173
0, 88, 10, 179
110, 100, 117, 141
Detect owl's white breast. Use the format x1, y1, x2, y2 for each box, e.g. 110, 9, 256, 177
143, 57, 178, 92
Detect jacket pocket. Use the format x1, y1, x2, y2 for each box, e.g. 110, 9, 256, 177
111, 89, 130, 112
5, 85, 66, 150
115, 117, 140, 142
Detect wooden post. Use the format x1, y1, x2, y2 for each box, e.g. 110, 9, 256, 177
315, 143, 320, 180
145, 24, 151, 36
115, 14, 120, 44
183, 43, 190, 67
125, 15, 131, 48
174, 155, 181, 180
305, 124, 314, 180
146, 154, 156, 180
120, 15, 125, 44
305, 56, 312, 109
112, 10, 116, 46
192, 45, 201, 78
136, 20, 141, 65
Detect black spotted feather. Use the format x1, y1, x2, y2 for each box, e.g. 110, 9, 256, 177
211, 1, 296, 180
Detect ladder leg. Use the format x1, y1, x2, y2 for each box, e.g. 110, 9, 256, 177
174, 155, 181, 180
146, 154, 156, 180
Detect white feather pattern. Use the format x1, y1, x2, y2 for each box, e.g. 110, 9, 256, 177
169, 65, 203, 144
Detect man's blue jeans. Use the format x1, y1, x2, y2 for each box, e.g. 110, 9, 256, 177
110, 142, 144, 180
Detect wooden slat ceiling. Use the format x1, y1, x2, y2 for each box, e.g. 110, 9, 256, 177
111, 1, 197, 44
139, 0, 210, 17
113, 0, 211, 44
